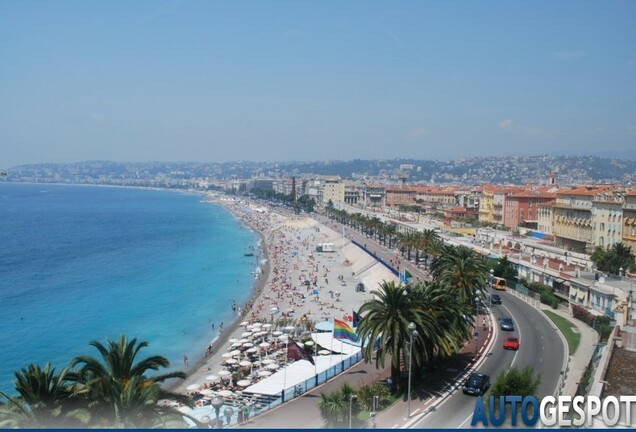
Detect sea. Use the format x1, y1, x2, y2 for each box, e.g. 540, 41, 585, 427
0, 183, 258, 393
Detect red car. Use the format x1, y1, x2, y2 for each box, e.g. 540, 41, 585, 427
503, 337, 520, 350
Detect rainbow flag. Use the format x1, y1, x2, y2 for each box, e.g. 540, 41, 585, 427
334, 318, 358, 342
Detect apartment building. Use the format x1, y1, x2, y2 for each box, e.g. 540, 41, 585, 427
503, 189, 556, 229
537, 203, 554, 236
478, 187, 496, 224
385, 187, 416, 207
623, 191, 636, 250
359, 185, 386, 208
321, 176, 345, 205
592, 194, 624, 249
552, 186, 618, 251
413, 187, 456, 206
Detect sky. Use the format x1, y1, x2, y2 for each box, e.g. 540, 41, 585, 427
1, 0, 635, 167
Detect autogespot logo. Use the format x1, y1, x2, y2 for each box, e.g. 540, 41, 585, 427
471, 395, 636, 427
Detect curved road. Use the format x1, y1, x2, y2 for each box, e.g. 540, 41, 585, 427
413, 290, 565, 428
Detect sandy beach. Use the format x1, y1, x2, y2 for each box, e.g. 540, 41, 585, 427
174, 196, 398, 396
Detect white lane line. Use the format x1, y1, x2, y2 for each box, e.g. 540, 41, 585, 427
501, 302, 521, 367
457, 411, 475, 429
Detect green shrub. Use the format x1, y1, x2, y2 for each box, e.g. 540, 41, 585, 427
355, 383, 391, 412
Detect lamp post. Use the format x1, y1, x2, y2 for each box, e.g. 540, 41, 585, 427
407, 322, 418, 418
474, 295, 480, 357
349, 394, 357, 429
223, 407, 234, 426
200, 415, 211, 429
211, 396, 223, 429
489, 268, 494, 309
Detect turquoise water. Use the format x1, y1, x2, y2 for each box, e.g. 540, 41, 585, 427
0, 183, 258, 393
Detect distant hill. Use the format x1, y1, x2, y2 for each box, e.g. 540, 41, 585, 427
2, 154, 636, 186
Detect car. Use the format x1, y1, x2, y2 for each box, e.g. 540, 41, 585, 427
503, 337, 520, 350
462, 372, 491, 396
500, 317, 514, 331
490, 294, 502, 305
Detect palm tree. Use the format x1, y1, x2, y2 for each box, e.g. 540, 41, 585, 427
318, 383, 359, 428
418, 229, 439, 266
0, 363, 90, 428
430, 245, 489, 303
356, 281, 439, 385
409, 281, 472, 368
69, 336, 189, 428
318, 390, 348, 428
385, 224, 398, 249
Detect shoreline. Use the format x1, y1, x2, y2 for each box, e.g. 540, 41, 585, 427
167, 196, 272, 392
173, 195, 399, 397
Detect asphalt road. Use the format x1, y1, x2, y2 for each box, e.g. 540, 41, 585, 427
412, 290, 565, 429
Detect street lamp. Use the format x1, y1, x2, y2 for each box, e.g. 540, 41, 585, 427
349, 394, 358, 429
223, 407, 234, 426
474, 295, 481, 357
200, 415, 211, 429
407, 322, 418, 418
211, 396, 224, 429
489, 268, 494, 309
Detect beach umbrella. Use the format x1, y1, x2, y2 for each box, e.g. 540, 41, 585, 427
200, 389, 214, 396
240, 321, 249, 326
237, 379, 252, 387
239, 360, 252, 367
265, 363, 279, 370
222, 352, 233, 358
252, 322, 262, 328
241, 332, 252, 338
230, 350, 241, 356
218, 390, 234, 398
257, 370, 272, 377
246, 347, 259, 354
231, 342, 242, 348
186, 384, 200, 391
261, 359, 275, 365
239, 338, 250, 344
228, 338, 240, 343
272, 331, 283, 336
242, 342, 254, 348
205, 374, 219, 382
225, 358, 238, 365
259, 342, 271, 349
277, 335, 289, 341
262, 324, 272, 329
217, 370, 231, 377
283, 325, 295, 332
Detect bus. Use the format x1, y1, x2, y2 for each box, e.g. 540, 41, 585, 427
492, 276, 508, 291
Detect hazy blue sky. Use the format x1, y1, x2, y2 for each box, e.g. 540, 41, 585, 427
1, 0, 635, 167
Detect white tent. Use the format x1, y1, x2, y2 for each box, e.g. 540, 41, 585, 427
242, 344, 361, 396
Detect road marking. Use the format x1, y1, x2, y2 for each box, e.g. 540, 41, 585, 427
412, 408, 420, 415
457, 412, 475, 429
501, 302, 521, 367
